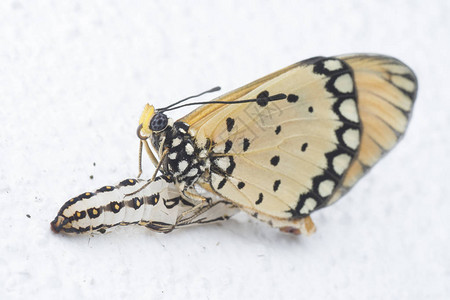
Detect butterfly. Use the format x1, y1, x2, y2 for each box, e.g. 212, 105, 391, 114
52, 54, 417, 235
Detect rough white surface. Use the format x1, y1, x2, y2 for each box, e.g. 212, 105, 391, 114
1, 1, 449, 299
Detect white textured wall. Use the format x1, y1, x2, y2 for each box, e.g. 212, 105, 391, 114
1, 1, 449, 299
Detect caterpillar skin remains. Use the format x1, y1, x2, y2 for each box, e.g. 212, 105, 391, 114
51, 176, 238, 234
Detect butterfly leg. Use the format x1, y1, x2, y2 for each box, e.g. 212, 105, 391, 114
145, 221, 177, 234
138, 139, 159, 178
174, 187, 222, 224
181, 188, 210, 202
128, 149, 170, 197
151, 148, 168, 181
175, 198, 213, 225
143, 193, 238, 233
174, 190, 212, 223
175, 199, 238, 229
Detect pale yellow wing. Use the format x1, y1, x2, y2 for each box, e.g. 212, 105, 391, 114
180, 60, 307, 127
178, 54, 417, 224
328, 54, 418, 204
182, 56, 364, 221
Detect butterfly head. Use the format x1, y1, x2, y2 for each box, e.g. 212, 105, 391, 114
137, 104, 170, 140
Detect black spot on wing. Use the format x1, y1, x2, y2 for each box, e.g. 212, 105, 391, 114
256, 91, 269, 107
270, 155, 280, 166
243, 138, 250, 152
217, 178, 227, 190
226, 118, 235, 132
275, 125, 281, 135
301, 143, 308, 152
287, 94, 299, 103
257, 90, 269, 98
224, 140, 233, 153
226, 157, 236, 175
255, 193, 263, 205
273, 180, 281, 192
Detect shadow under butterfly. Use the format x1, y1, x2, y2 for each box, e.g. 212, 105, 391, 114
51, 54, 417, 235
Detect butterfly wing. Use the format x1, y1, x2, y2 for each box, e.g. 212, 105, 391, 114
181, 54, 417, 226
328, 55, 418, 203
180, 60, 308, 128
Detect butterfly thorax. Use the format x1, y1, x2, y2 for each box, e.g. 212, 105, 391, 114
152, 121, 207, 188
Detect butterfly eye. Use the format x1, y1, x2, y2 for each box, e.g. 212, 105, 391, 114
150, 113, 168, 132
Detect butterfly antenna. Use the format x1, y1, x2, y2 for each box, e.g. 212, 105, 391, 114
159, 86, 221, 112
162, 93, 287, 112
